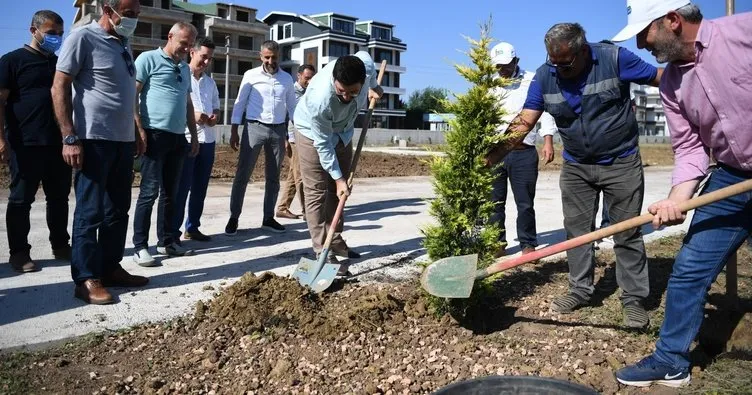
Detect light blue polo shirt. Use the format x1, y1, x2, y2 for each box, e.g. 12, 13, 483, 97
135, 47, 191, 133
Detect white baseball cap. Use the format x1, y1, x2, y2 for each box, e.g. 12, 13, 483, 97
612, 0, 690, 42
490, 42, 516, 65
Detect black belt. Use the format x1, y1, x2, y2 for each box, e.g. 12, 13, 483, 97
718, 162, 752, 178
249, 120, 285, 127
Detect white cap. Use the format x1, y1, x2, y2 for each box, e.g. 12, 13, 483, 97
489, 42, 516, 65
612, 0, 690, 42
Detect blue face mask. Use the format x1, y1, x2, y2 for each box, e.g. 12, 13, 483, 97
34, 32, 62, 54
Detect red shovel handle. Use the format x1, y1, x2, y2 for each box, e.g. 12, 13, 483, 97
479, 178, 752, 279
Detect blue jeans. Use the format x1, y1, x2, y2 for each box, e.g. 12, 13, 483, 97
490, 145, 539, 248
71, 141, 134, 284
171, 142, 215, 238
654, 165, 752, 369
132, 129, 186, 250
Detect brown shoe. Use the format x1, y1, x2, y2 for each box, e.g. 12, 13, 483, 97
276, 209, 300, 219
522, 247, 539, 264
494, 246, 507, 258
9, 253, 38, 273
184, 230, 211, 242
74, 279, 114, 305
102, 267, 149, 288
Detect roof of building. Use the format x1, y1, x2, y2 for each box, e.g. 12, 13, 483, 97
356, 20, 395, 28
171, 0, 218, 16
308, 12, 360, 21
260, 11, 324, 27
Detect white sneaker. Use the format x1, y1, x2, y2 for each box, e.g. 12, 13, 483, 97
134, 248, 156, 267
600, 236, 615, 246
157, 243, 195, 257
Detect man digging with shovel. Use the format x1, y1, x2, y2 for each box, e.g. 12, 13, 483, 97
611, 0, 752, 388
293, 51, 382, 277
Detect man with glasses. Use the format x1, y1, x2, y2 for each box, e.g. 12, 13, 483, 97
612, 0, 752, 387
488, 42, 557, 258
485, 23, 661, 329
225, 40, 296, 235
293, 51, 382, 275
171, 37, 219, 243
0, 10, 70, 274
132, 22, 199, 266
53, 0, 148, 304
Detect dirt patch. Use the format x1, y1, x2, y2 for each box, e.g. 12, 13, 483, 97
2, 235, 751, 394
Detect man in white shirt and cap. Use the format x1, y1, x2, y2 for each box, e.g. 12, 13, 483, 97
488, 42, 557, 257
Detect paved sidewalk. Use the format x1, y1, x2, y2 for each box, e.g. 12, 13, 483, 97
0, 168, 688, 350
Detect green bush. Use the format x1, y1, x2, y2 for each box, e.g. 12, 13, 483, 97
421, 20, 518, 320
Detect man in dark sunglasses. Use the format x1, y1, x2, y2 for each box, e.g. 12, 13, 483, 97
486, 22, 662, 330
131, 21, 199, 266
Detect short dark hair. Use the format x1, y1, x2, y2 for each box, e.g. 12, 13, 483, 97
32, 10, 63, 28
333, 56, 365, 86
298, 64, 315, 74
194, 37, 215, 50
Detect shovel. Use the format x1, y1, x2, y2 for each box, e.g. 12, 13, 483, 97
292, 59, 388, 293
421, 178, 752, 298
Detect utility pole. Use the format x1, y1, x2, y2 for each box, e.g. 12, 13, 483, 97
223, 34, 230, 125
726, 0, 734, 15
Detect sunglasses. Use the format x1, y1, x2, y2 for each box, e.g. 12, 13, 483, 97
173, 66, 183, 83
546, 54, 577, 70
121, 50, 135, 76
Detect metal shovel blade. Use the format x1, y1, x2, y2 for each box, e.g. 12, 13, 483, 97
420, 254, 479, 298
292, 256, 340, 292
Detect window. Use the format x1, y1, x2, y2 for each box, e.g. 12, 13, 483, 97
160, 24, 171, 40
161, 0, 170, 9
381, 73, 390, 87
283, 23, 292, 39
236, 10, 249, 22
213, 33, 227, 47
374, 49, 392, 64
394, 73, 400, 87
269, 27, 275, 41
238, 36, 254, 50
395, 51, 400, 65
213, 59, 226, 73
238, 61, 254, 73
134, 22, 151, 38
216, 83, 225, 95
332, 18, 354, 34
139, 0, 153, 6
328, 41, 350, 58
218, 8, 227, 18
371, 26, 391, 40
282, 45, 292, 61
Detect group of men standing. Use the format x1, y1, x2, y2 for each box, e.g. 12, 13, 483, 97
2, 0, 382, 301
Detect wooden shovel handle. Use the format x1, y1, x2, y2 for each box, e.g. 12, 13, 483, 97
479, 178, 752, 279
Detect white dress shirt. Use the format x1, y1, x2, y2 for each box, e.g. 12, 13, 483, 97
231, 65, 296, 125
186, 72, 220, 144
494, 68, 557, 146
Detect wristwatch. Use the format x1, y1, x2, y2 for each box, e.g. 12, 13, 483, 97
63, 135, 79, 145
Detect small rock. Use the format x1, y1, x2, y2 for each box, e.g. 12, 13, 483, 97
409, 384, 421, 393
364, 383, 381, 394
606, 356, 622, 370
202, 285, 215, 291
125, 376, 134, 383
270, 359, 292, 378
575, 368, 586, 375
387, 374, 402, 384
89, 372, 98, 380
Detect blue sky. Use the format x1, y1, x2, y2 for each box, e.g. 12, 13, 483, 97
1, 0, 749, 98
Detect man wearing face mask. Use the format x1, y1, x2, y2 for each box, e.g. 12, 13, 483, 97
0, 10, 69, 273
171, 37, 219, 243
293, 51, 383, 275
132, 22, 200, 266
485, 23, 661, 329
53, 0, 148, 304
488, 42, 557, 258
225, 40, 296, 235
276, 64, 316, 221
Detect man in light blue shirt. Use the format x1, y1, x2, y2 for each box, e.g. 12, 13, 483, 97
132, 21, 199, 266
294, 51, 383, 274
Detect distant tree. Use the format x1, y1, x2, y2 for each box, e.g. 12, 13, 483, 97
405, 87, 451, 129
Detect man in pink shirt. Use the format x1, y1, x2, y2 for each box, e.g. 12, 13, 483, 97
611, 0, 752, 388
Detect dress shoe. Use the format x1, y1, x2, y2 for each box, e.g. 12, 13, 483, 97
52, 245, 72, 260
276, 209, 300, 220
102, 267, 149, 288
75, 279, 114, 305
494, 246, 507, 258
9, 253, 38, 273
184, 230, 211, 242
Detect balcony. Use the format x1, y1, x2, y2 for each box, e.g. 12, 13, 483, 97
139, 6, 190, 23
385, 64, 407, 73
382, 86, 406, 95
226, 47, 259, 60
210, 73, 243, 84
205, 17, 268, 35
129, 36, 165, 49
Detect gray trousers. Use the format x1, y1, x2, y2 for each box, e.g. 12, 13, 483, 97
559, 151, 648, 305
229, 121, 286, 221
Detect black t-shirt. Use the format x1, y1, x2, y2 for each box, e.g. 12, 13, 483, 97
0, 46, 60, 147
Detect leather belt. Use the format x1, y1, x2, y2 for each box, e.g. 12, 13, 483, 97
249, 120, 285, 127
